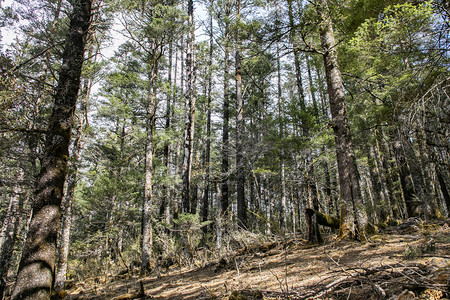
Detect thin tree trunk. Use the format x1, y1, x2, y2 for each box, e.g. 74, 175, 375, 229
181, 0, 196, 213
141, 63, 158, 274
11, 2, 91, 299
367, 145, 388, 223
392, 132, 421, 218
306, 54, 318, 112
263, 175, 271, 235
287, 0, 306, 111
275, 3, 287, 231
306, 153, 323, 244
161, 42, 173, 225
53, 120, 81, 292
235, 0, 247, 228
202, 7, 214, 232
0, 169, 24, 299
221, 3, 231, 216
317, 0, 368, 240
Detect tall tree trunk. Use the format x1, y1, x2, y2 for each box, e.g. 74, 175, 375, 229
11, 2, 91, 299
202, 7, 214, 232
182, 0, 196, 213
54, 50, 93, 291
221, 3, 231, 216
287, 0, 306, 111
0, 169, 24, 299
172, 46, 180, 221
160, 42, 173, 225
275, 1, 287, 231
142, 63, 158, 274
235, 0, 247, 229
317, 0, 368, 240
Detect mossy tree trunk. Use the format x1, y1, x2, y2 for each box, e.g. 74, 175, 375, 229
11, 1, 92, 299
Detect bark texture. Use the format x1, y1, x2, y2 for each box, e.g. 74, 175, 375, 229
235, 0, 247, 228
142, 62, 158, 273
181, 0, 196, 213
11, 1, 91, 299
221, 3, 231, 216
0, 169, 24, 299
317, 0, 368, 240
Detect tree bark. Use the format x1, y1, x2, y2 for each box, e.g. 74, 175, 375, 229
287, 0, 306, 111
235, 0, 247, 229
181, 0, 196, 213
160, 42, 173, 225
436, 166, 450, 217
202, 6, 214, 232
0, 169, 24, 299
11, 2, 91, 299
221, 2, 231, 216
392, 137, 420, 218
367, 145, 389, 223
306, 153, 322, 243
141, 61, 158, 274
317, 0, 368, 240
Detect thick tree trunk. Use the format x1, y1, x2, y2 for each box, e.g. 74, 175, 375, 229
54, 58, 92, 292
11, 2, 91, 299
317, 0, 368, 240
436, 167, 450, 216
54, 122, 81, 292
235, 0, 247, 229
181, 0, 196, 213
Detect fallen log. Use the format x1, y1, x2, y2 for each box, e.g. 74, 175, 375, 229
305, 208, 340, 229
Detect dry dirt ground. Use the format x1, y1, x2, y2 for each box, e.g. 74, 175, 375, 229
66, 220, 450, 300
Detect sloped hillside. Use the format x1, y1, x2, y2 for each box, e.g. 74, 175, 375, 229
66, 220, 449, 300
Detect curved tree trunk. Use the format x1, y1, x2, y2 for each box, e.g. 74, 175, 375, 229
11, 2, 92, 299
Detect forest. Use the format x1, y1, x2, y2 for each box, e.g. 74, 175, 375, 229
0, 0, 449, 299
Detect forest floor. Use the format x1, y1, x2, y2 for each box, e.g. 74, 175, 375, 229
66, 219, 450, 300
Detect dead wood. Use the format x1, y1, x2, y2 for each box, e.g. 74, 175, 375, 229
305, 208, 340, 229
